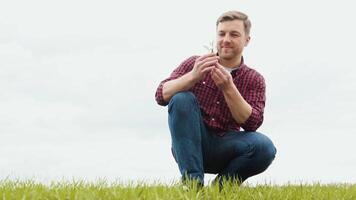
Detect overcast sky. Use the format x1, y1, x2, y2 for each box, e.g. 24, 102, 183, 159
1, 0, 356, 185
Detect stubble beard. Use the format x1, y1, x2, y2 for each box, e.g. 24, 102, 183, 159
217, 47, 243, 66
218, 49, 237, 60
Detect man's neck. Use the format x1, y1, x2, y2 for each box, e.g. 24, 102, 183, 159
219, 55, 242, 68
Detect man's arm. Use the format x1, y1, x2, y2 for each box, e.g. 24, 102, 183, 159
162, 72, 197, 102
211, 64, 252, 123
155, 53, 219, 105
221, 83, 252, 124
211, 64, 265, 131
163, 53, 219, 102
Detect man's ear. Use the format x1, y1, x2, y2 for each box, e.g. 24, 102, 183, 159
245, 36, 251, 47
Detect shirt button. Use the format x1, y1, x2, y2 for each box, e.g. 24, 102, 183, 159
202, 81, 206, 84
216, 101, 220, 104
211, 118, 215, 121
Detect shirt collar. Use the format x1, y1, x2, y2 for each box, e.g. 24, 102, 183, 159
230, 56, 246, 77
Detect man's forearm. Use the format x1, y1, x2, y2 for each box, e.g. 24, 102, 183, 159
162, 72, 197, 102
222, 83, 252, 124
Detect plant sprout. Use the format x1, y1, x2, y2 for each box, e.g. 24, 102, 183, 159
203, 40, 215, 53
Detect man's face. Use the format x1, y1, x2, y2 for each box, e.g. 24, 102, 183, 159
216, 20, 250, 61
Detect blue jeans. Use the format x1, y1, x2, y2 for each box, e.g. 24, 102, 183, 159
168, 92, 276, 185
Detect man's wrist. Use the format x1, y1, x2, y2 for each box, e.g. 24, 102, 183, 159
186, 71, 199, 86
221, 80, 236, 93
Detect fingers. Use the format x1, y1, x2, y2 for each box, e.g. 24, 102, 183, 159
211, 66, 232, 89
197, 55, 219, 67
201, 66, 215, 74
211, 68, 224, 82
211, 68, 219, 82
195, 55, 219, 75
198, 55, 218, 67
211, 65, 226, 79
196, 53, 217, 62
199, 56, 219, 64
215, 63, 230, 76
198, 58, 218, 71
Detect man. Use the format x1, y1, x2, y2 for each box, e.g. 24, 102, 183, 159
155, 10, 276, 187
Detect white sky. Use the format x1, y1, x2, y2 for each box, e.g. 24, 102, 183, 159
1, 0, 356, 185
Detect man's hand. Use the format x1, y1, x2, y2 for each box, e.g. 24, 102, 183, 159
161, 54, 218, 102
189, 53, 219, 83
211, 63, 253, 124
211, 63, 234, 91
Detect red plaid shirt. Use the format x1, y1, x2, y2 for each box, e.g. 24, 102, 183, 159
155, 56, 266, 134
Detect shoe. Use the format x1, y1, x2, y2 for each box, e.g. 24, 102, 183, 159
181, 178, 204, 191
212, 175, 241, 191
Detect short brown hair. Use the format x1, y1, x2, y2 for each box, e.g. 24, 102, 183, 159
216, 11, 251, 36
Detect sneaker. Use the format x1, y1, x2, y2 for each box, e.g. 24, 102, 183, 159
211, 175, 241, 191
181, 179, 204, 191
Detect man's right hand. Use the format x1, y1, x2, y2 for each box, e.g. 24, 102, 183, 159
189, 53, 219, 83
162, 54, 218, 102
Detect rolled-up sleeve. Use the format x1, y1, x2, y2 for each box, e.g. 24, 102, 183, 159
241, 75, 266, 131
155, 56, 197, 106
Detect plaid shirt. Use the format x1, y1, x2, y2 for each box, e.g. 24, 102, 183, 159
155, 56, 266, 134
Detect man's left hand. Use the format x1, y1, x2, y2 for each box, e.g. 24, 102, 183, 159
211, 63, 234, 91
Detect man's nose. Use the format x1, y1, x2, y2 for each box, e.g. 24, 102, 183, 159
223, 35, 231, 43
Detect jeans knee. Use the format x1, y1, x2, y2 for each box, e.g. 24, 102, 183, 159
265, 142, 277, 162
251, 132, 276, 162
259, 136, 276, 162
168, 92, 198, 114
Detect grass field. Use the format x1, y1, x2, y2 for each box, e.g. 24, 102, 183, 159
1, 180, 356, 200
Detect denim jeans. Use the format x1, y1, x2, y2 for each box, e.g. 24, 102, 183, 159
168, 92, 276, 185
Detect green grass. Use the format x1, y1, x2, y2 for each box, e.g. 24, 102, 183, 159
1, 179, 356, 200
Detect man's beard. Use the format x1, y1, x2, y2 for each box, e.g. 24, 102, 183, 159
219, 50, 236, 60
